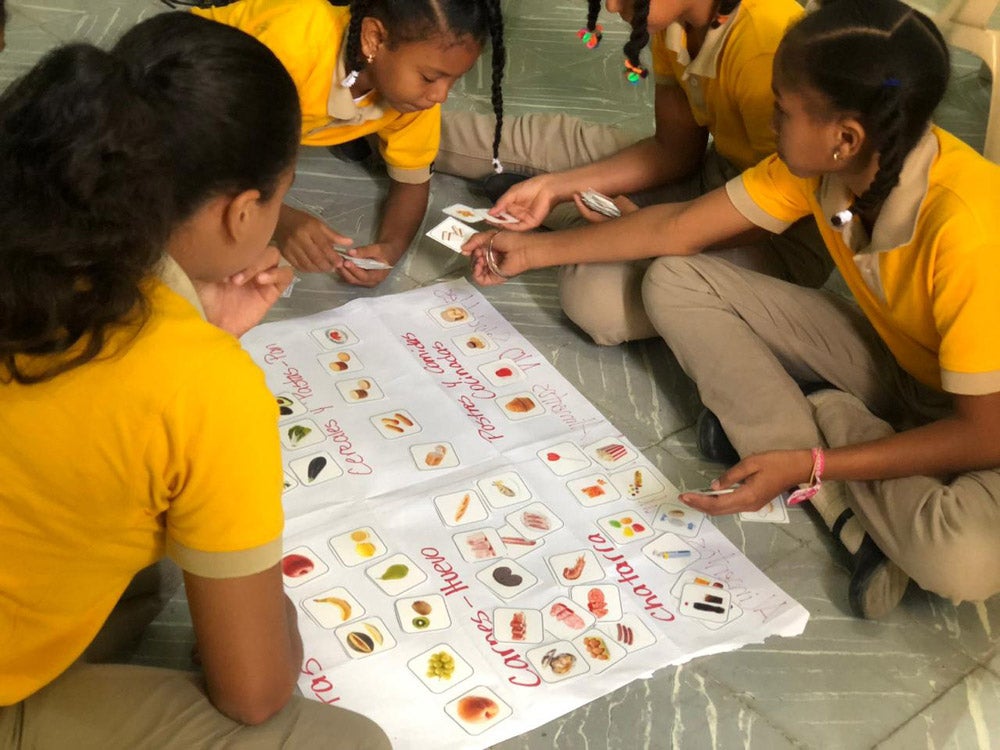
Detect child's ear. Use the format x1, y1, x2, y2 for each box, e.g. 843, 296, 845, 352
360, 16, 388, 58
836, 116, 867, 161
222, 189, 263, 244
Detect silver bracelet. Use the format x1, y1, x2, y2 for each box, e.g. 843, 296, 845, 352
485, 230, 513, 280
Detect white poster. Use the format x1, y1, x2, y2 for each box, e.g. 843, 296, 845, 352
242, 280, 808, 749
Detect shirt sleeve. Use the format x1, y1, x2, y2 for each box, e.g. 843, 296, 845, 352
932, 211, 1000, 395
156, 343, 285, 578
377, 106, 440, 184
726, 154, 813, 233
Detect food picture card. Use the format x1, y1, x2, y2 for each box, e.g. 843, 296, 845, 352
241, 280, 810, 750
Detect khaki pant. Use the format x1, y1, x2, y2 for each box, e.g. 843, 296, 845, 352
2, 561, 391, 749
437, 110, 834, 345
642, 254, 1000, 603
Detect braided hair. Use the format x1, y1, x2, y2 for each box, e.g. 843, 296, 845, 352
342, 0, 506, 172
583, 1, 741, 83
776, 0, 949, 227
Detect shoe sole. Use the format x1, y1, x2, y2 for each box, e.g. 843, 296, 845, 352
849, 555, 910, 620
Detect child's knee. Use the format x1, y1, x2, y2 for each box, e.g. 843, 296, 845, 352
901, 530, 1000, 603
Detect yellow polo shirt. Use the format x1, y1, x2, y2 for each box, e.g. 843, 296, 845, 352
193, 0, 437, 184
0, 278, 284, 704
650, 0, 802, 170
727, 127, 1000, 395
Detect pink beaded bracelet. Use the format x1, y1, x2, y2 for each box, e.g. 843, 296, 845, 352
787, 447, 825, 506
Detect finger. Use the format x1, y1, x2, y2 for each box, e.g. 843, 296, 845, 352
313, 220, 352, 248
614, 195, 640, 214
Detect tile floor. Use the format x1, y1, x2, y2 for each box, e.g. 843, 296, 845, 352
3, 0, 998, 747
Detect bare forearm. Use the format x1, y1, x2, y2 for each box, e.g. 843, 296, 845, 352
377, 180, 430, 263
284, 594, 304, 684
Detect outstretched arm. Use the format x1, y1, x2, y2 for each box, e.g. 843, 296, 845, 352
682, 391, 1000, 516
465, 185, 757, 284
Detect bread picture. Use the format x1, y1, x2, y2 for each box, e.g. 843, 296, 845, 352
505, 396, 536, 413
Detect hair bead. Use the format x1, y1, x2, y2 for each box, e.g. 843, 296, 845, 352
577, 25, 603, 49
830, 208, 854, 228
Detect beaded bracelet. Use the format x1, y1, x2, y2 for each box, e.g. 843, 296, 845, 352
787, 447, 824, 506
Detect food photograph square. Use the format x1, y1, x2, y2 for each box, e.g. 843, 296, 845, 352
279, 418, 325, 450
573, 629, 627, 674
365, 553, 428, 596
335, 377, 384, 404
279, 545, 329, 588
669, 570, 727, 600
395, 594, 451, 634
425, 217, 475, 254
444, 687, 512, 736
700, 603, 745, 632
336, 617, 396, 660
492, 607, 544, 644
477, 358, 526, 387
370, 409, 421, 439
451, 332, 497, 355
476, 471, 531, 508
442, 203, 489, 222
678, 583, 733, 624
427, 302, 475, 327
642, 532, 700, 574
543, 596, 597, 641
526, 641, 590, 684
596, 511, 655, 545
497, 392, 545, 421
309, 324, 358, 349
566, 473, 620, 507
610, 465, 666, 501
434, 489, 488, 527
651, 501, 706, 538
275, 393, 307, 420
570, 584, 623, 621
316, 349, 363, 376
537, 442, 592, 476
410, 442, 459, 471
476, 559, 538, 600
584, 437, 638, 469
289, 451, 343, 486
547, 550, 605, 586
407, 644, 474, 694
300, 586, 363, 629
496, 525, 543, 559
453, 527, 506, 563
506, 502, 562, 540
328, 527, 387, 567
597, 613, 657, 653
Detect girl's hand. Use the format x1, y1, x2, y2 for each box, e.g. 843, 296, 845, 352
273, 205, 353, 273
572, 193, 640, 224
196, 247, 293, 337
678, 449, 813, 516
490, 174, 564, 231
461, 230, 529, 286
335, 242, 394, 288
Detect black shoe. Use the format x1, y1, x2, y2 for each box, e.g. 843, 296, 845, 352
848, 535, 910, 619
328, 137, 372, 163
695, 408, 739, 465
482, 172, 529, 203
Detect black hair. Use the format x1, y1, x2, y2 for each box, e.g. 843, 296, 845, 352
113, 13, 301, 222
343, 0, 506, 170
0, 13, 300, 384
776, 0, 949, 226
583, 0, 741, 82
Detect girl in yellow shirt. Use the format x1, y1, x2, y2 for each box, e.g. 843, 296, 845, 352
464, 0, 1000, 620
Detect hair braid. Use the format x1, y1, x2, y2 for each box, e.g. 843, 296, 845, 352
851, 85, 905, 216
484, 0, 506, 172
343, 0, 373, 85
623, 0, 651, 82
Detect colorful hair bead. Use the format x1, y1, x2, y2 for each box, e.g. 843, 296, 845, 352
577, 24, 603, 49
624, 58, 648, 84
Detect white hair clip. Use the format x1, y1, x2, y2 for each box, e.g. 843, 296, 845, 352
341, 69, 360, 88
491, 157, 504, 175
830, 209, 853, 229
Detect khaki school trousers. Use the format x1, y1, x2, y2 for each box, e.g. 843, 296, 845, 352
641, 253, 1000, 603
437, 110, 833, 345
1, 561, 391, 749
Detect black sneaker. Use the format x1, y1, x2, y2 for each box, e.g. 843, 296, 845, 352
848, 535, 910, 619
329, 137, 372, 163
695, 408, 739, 465
482, 172, 529, 203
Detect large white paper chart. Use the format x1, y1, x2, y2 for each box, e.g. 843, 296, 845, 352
242, 280, 809, 750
